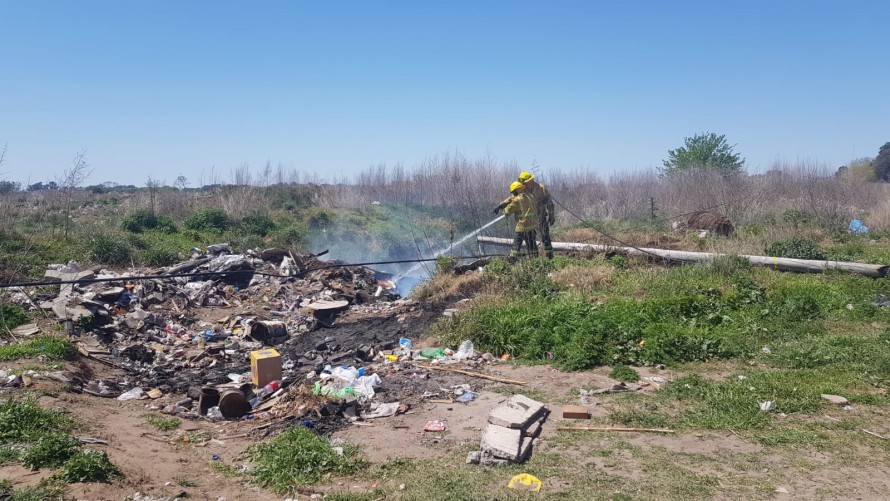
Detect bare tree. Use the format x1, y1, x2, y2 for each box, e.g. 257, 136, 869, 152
146, 175, 163, 214
58, 150, 92, 237
174, 175, 188, 190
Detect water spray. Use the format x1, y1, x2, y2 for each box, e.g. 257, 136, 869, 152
393, 214, 506, 286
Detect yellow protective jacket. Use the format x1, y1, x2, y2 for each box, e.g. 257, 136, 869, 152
524, 181, 554, 222
503, 193, 538, 232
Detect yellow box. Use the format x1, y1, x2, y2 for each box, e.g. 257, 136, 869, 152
250, 349, 282, 387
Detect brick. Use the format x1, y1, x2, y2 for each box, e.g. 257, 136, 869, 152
562, 405, 590, 419
481, 424, 523, 461
488, 394, 546, 429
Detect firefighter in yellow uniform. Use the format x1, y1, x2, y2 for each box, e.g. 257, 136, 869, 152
494, 181, 538, 258
518, 172, 555, 259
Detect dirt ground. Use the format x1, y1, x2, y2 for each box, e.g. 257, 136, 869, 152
4, 358, 890, 500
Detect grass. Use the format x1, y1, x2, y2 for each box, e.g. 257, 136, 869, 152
609, 365, 640, 382
0, 397, 122, 490
0, 336, 77, 362
143, 414, 181, 432
246, 427, 367, 494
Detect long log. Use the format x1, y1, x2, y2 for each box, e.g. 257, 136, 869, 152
421, 364, 527, 385
477, 236, 888, 278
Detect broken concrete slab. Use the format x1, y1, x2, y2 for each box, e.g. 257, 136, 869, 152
10, 323, 40, 337
488, 394, 547, 429
523, 415, 545, 438
481, 424, 523, 461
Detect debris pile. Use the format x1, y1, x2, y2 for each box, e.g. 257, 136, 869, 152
466, 394, 549, 466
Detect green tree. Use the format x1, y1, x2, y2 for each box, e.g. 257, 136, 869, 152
660, 132, 745, 176
873, 142, 890, 182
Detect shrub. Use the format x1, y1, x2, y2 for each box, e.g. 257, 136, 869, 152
273, 222, 309, 246
58, 450, 121, 483
240, 212, 276, 237
609, 365, 640, 382
765, 237, 826, 260
184, 207, 230, 232
0, 303, 29, 332
81, 232, 133, 266
21, 434, 81, 469
122, 209, 178, 234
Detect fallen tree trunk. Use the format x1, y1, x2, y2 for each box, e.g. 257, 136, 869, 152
477, 236, 889, 278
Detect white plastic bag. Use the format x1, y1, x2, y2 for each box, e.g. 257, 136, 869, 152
454, 340, 475, 361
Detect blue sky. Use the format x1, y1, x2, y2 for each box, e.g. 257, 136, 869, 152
1, 1, 887, 186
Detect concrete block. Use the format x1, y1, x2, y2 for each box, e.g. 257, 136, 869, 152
481, 424, 523, 461
488, 394, 546, 429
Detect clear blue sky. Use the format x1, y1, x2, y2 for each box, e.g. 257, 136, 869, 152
1, 1, 887, 186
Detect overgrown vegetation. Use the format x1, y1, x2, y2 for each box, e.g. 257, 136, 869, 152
143, 414, 181, 432
247, 427, 366, 493
0, 336, 76, 362
765, 236, 827, 260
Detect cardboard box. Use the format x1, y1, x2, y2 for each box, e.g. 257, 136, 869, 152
562, 405, 591, 420
251, 349, 282, 387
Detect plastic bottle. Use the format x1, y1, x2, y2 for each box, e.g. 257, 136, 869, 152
421, 347, 446, 358
248, 380, 282, 408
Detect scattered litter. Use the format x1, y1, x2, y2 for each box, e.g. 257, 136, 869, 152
849, 219, 869, 234
507, 473, 542, 492
775, 486, 790, 494
874, 295, 890, 308
821, 394, 849, 406
761, 347, 772, 354
456, 392, 478, 403
424, 420, 446, 432
118, 387, 145, 401
759, 401, 776, 412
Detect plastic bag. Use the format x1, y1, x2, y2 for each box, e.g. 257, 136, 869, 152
117, 387, 145, 401
508, 473, 542, 492
455, 340, 475, 361
352, 374, 381, 399
399, 337, 413, 354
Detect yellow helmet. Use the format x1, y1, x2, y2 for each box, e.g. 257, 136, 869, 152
518, 171, 535, 183
509, 181, 524, 193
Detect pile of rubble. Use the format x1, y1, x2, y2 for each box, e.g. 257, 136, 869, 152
3, 243, 510, 432
466, 394, 549, 466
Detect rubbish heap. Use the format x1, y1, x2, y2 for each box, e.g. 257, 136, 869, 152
467, 394, 549, 466
3, 243, 508, 432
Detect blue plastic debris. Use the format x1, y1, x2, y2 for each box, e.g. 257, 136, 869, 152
849, 219, 870, 234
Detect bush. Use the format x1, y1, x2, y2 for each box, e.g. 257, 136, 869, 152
58, 450, 121, 483
273, 222, 309, 247
765, 237, 826, 260
0, 303, 29, 332
21, 434, 81, 469
240, 212, 276, 237
609, 365, 640, 382
184, 207, 230, 232
81, 232, 133, 266
122, 209, 178, 234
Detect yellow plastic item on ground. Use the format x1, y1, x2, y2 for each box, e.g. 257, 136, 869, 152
508, 473, 542, 492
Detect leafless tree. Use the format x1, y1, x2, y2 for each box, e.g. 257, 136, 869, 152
57, 150, 92, 237
146, 175, 163, 214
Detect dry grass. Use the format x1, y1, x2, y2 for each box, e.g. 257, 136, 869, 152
411, 272, 484, 302
550, 264, 615, 291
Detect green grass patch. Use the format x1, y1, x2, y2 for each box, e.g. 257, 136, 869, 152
57, 450, 121, 483
0, 336, 76, 362
609, 365, 640, 382
0, 398, 72, 445
143, 414, 181, 432
21, 433, 81, 469
247, 427, 367, 493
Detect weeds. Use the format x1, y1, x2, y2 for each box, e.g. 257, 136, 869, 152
143, 414, 181, 432
57, 450, 121, 483
21, 433, 81, 469
0, 336, 76, 362
247, 427, 367, 493
609, 365, 640, 382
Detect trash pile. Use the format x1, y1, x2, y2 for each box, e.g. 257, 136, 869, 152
4, 243, 508, 432
467, 394, 549, 466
